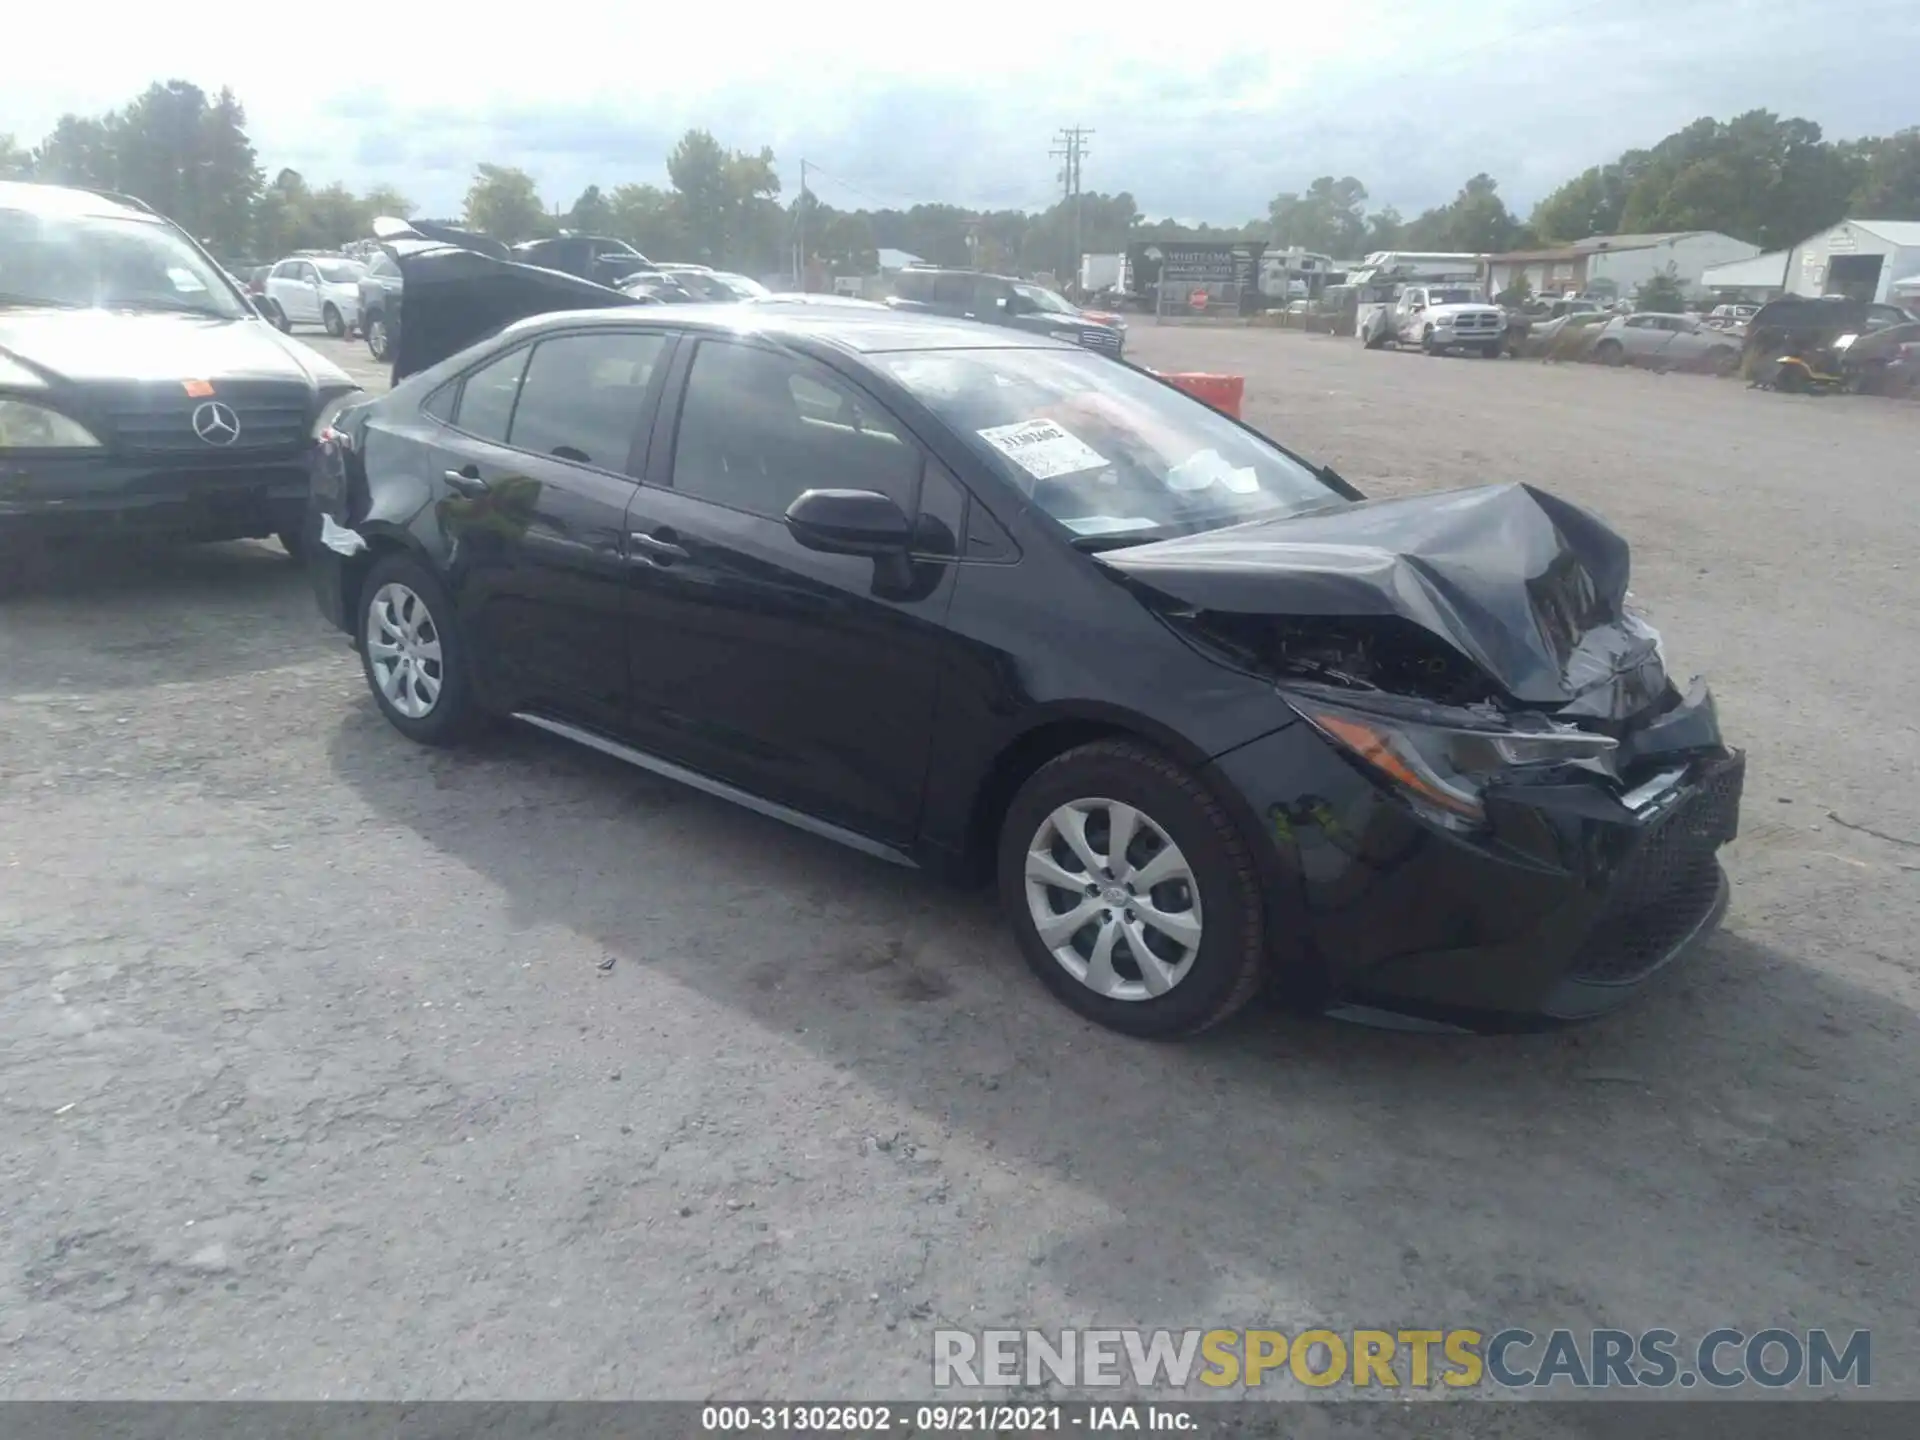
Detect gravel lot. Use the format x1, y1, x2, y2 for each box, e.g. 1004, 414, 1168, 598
3, 324, 1916, 1404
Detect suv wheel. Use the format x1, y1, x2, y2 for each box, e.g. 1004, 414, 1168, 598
323, 304, 346, 338
356, 553, 477, 746
365, 314, 390, 361
1595, 338, 1626, 366
997, 740, 1266, 1038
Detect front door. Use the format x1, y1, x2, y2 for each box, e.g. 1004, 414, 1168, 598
431, 327, 676, 732
620, 337, 958, 844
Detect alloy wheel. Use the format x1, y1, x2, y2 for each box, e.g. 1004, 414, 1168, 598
1023, 797, 1203, 1001
365, 582, 444, 719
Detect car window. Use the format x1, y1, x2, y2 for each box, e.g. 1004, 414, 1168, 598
671, 341, 922, 519
505, 331, 668, 471
1625, 316, 1651, 328
368, 253, 399, 279
873, 345, 1333, 543
453, 346, 531, 444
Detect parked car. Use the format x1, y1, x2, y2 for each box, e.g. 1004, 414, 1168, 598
889, 266, 1125, 357
658, 265, 773, 302
357, 250, 404, 361
512, 235, 655, 287
617, 271, 699, 304
304, 239, 1745, 1039
263, 254, 366, 336
1591, 314, 1743, 374
0, 180, 358, 561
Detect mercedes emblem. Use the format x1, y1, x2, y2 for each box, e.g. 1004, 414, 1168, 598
191, 400, 241, 446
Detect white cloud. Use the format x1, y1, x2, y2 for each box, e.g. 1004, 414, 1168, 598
5, 0, 1916, 221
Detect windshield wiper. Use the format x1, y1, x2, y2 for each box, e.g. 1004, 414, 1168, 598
1069, 532, 1160, 553
0, 294, 84, 309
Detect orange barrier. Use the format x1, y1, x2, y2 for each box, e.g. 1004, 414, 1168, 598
1153, 371, 1246, 419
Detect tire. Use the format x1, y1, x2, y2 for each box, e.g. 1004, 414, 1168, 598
275, 525, 309, 563
365, 313, 390, 361
997, 740, 1267, 1039
1422, 326, 1440, 356
355, 552, 478, 747
1708, 346, 1738, 377
1595, 339, 1625, 366
323, 304, 345, 338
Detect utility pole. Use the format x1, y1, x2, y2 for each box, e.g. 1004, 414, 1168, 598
1049, 126, 1092, 287
796, 158, 809, 290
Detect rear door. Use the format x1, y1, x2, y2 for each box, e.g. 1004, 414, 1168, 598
619, 337, 960, 844
431, 327, 678, 731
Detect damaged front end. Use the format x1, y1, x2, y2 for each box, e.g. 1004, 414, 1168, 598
1102, 482, 1744, 1027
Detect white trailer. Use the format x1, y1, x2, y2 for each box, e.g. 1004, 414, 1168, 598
1078, 253, 1124, 294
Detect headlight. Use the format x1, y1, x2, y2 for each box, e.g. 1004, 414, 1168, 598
0, 399, 103, 449
1288, 694, 1617, 832
312, 392, 359, 442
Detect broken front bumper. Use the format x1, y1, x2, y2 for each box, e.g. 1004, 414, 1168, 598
1208, 703, 1745, 1030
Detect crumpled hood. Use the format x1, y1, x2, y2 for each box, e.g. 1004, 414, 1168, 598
0, 307, 350, 389
1098, 482, 1669, 715
386, 239, 638, 381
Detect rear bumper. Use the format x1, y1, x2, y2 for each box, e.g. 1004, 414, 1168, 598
1209, 712, 1746, 1031
0, 452, 310, 547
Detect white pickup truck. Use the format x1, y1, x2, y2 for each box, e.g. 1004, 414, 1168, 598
1366, 283, 1507, 357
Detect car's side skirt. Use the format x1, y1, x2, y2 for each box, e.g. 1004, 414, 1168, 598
511, 712, 921, 870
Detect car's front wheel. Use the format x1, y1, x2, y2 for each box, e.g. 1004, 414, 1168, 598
323, 304, 346, 338
365, 314, 390, 360
356, 553, 476, 746
1595, 338, 1626, 366
998, 740, 1267, 1038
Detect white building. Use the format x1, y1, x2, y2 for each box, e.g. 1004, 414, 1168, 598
1485, 231, 1761, 301
1700, 249, 1791, 299
1777, 219, 1920, 305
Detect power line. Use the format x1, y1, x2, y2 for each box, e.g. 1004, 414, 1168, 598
1049, 126, 1093, 283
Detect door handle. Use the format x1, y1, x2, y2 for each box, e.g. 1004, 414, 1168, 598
630, 531, 688, 563
444, 468, 488, 497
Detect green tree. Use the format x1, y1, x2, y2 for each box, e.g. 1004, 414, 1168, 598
1530, 157, 1645, 243
31, 115, 120, 190
1615, 111, 1855, 249
605, 183, 690, 258
1633, 264, 1686, 313
1496, 271, 1534, 306
1401, 174, 1527, 253
1360, 206, 1403, 254
567, 184, 613, 234
1267, 175, 1369, 256
1847, 128, 1920, 220
361, 184, 414, 220
464, 164, 545, 242
0, 134, 31, 178
666, 129, 781, 266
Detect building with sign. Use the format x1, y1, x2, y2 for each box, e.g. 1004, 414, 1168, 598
1772, 219, 1920, 305
1484, 232, 1759, 301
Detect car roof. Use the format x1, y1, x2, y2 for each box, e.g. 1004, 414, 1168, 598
0, 179, 164, 221
493, 302, 1081, 356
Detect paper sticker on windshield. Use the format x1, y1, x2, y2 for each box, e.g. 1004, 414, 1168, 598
1060, 515, 1158, 536
978, 419, 1108, 480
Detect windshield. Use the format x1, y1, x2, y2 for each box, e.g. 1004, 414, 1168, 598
0, 207, 246, 316
315, 259, 364, 283
1428, 288, 1480, 306
1013, 283, 1078, 314
873, 347, 1333, 543
714, 272, 772, 298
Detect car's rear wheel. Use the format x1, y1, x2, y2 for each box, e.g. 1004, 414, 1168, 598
1709, 346, 1739, 377
323, 304, 346, 338
356, 553, 476, 746
1595, 338, 1625, 366
365, 314, 389, 360
997, 740, 1266, 1039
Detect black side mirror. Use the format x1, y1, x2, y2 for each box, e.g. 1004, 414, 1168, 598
785, 488, 911, 555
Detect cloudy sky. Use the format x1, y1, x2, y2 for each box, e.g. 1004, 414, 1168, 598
6, 0, 1916, 223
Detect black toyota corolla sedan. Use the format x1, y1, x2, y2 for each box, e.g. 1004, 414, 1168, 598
305, 240, 1744, 1039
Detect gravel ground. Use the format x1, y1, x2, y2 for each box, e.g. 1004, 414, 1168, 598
2, 324, 1916, 1405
